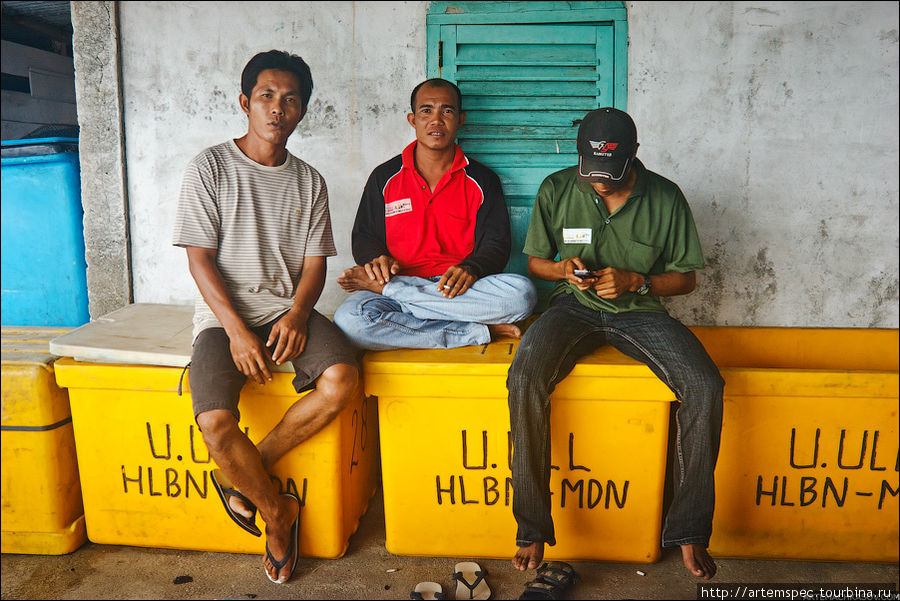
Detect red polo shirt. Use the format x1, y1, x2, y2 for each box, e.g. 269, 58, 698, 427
379, 142, 484, 277
351, 141, 511, 279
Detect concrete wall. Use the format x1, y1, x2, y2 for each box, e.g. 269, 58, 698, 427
78, 1, 899, 327
629, 1, 899, 327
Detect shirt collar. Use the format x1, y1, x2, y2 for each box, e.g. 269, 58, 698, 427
630, 159, 648, 197
401, 141, 469, 174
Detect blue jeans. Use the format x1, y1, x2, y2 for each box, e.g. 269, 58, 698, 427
334, 273, 537, 350
506, 293, 724, 548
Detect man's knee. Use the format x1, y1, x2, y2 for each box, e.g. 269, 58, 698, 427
196, 409, 241, 449
507, 345, 552, 402
680, 362, 725, 419
333, 297, 361, 332
335, 293, 391, 330
689, 360, 725, 396
510, 274, 538, 318
315, 363, 359, 416
493, 273, 537, 319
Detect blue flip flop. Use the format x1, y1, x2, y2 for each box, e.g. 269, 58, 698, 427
211, 468, 261, 537
265, 492, 301, 584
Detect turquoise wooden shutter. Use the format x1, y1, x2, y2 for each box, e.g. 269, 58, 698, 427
427, 3, 627, 296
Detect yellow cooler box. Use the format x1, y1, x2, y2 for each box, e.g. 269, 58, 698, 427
364, 341, 676, 562
1, 327, 87, 554
48, 303, 379, 557
53, 360, 378, 557
698, 327, 899, 563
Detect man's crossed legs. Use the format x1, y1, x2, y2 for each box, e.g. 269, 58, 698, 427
506, 294, 724, 579
190, 311, 361, 583
334, 271, 537, 350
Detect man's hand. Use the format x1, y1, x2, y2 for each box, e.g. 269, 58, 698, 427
560, 257, 597, 291
437, 264, 478, 298
364, 255, 400, 285
228, 327, 273, 385
266, 309, 309, 365
593, 267, 641, 299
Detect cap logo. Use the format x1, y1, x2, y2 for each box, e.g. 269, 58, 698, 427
589, 140, 618, 157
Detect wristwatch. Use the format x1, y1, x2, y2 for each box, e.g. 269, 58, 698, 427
636, 274, 652, 296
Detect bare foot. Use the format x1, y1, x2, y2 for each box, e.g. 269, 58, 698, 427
337, 265, 385, 294
681, 543, 717, 580
262, 494, 300, 583
488, 323, 522, 341
229, 495, 254, 521
512, 541, 544, 571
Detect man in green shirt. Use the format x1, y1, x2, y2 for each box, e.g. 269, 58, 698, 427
507, 108, 724, 580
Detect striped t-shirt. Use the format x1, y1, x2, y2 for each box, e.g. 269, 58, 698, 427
172, 139, 336, 339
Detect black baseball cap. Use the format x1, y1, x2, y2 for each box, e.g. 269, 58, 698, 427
577, 107, 638, 182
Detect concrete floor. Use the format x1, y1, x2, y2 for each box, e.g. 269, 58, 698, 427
2, 488, 898, 600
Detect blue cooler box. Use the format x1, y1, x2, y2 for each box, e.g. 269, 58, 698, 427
1, 138, 89, 326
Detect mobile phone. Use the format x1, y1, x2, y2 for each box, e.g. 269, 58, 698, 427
573, 269, 592, 278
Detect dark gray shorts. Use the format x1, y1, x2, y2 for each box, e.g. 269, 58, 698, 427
188, 310, 360, 420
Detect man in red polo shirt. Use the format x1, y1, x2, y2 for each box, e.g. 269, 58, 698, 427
334, 78, 536, 350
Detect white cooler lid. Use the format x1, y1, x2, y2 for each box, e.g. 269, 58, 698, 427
49, 303, 296, 372
48, 303, 194, 367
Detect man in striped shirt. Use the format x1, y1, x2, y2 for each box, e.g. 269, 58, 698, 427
172, 50, 360, 584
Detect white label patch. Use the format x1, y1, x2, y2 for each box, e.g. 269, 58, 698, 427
563, 228, 592, 244
385, 198, 412, 218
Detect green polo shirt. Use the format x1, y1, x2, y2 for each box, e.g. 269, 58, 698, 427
523, 160, 706, 314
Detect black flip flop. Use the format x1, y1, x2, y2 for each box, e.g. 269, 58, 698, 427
211, 468, 261, 537
518, 561, 579, 600
265, 493, 301, 584
452, 562, 491, 599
